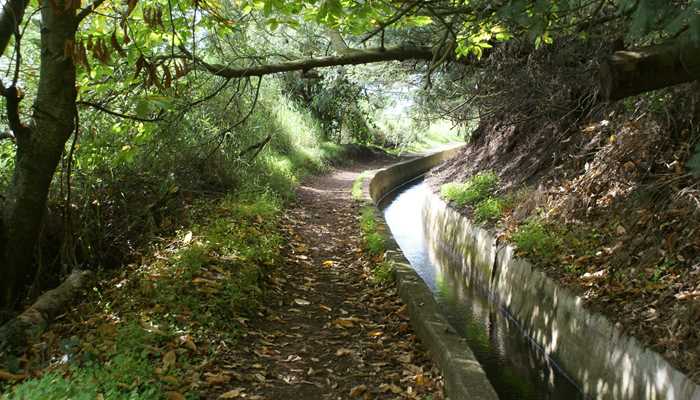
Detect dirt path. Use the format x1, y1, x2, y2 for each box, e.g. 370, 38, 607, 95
206, 161, 444, 399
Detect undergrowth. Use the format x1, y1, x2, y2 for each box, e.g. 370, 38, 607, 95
2, 193, 283, 399
371, 260, 395, 284
355, 195, 394, 283
511, 218, 563, 263
3, 78, 340, 297
441, 171, 505, 224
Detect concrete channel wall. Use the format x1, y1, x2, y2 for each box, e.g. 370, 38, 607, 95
368, 146, 700, 400
423, 196, 700, 400
367, 146, 500, 400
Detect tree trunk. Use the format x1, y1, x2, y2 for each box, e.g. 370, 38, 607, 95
0, 1, 77, 310
600, 39, 700, 101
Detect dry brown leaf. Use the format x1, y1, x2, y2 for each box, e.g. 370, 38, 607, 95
379, 383, 403, 394
219, 388, 245, 399
179, 335, 197, 352
160, 375, 179, 385
0, 370, 27, 381
333, 317, 358, 328
165, 391, 186, 400
205, 372, 231, 385
335, 348, 353, 357
294, 298, 311, 306
163, 350, 177, 370
349, 384, 367, 397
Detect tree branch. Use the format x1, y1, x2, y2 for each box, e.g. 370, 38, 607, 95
194, 46, 443, 79
239, 134, 271, 159
360, 0, 422, 44
76, 0, 107, 23
77, 101, 163, 122
0, 0, 28, 56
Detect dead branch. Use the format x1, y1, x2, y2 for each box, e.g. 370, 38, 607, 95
0, 270, 93, 356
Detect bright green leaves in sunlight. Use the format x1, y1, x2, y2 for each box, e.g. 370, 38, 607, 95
456, 25, 511, 59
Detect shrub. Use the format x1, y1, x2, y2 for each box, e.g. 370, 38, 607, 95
474, 197, 504, 223
511, 218, 562, 262
372, 261, 395, 284
440, 171, 499, 207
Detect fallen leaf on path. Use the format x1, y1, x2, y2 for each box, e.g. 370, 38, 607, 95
0, 370, 27, 381
294, 298, 311, 306
165, 392, 186, 400
205, 372, 231, 385
379, 383, 403, 394
163, 350, 177, 370
333, 317, 359, 328
179, 335, 197, 352
675, 290, 700, 300
335, 348, 353, 357
219, 388, 245, 398
349, 384, 367, 397
160, 375, 179, 385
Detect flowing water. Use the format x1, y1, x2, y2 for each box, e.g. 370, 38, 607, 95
380, 179, 584, 400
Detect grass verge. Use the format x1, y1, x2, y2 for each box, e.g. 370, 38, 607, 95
352, 171, 370, 201
359, 206, 386, 257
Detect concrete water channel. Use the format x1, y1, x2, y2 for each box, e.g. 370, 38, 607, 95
380, 179, 582, 399
368, 148, 700, 400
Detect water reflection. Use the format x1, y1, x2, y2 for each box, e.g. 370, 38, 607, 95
382, 180, 583, 400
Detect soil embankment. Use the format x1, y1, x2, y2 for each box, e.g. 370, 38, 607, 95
426, 112, 700, 383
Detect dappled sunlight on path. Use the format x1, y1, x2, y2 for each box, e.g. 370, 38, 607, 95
204, 160, 444, 399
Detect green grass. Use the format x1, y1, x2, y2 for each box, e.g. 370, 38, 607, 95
473, 197, 504, 223
440, 171, 499, 207
359, 206, 386, 256
511, 218, 563, 263
371, 260, 395, 284
352, 171, 369, 201
381, 119, 464, 154
357, 205, 395, 283
441, 171, 506, 225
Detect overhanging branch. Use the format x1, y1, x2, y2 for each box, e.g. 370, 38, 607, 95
196, 46, 440, 79
0, 0, 28, 56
